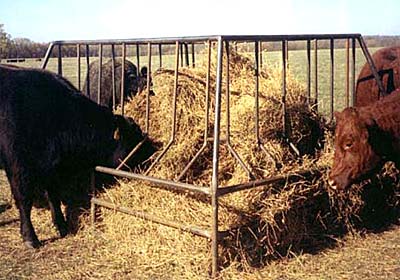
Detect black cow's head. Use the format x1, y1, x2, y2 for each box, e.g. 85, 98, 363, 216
127, 66, 154, 97
111, 115, 155, 169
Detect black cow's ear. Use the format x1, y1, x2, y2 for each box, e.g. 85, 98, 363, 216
140, 66, 148, 76
113, 127, 120, 141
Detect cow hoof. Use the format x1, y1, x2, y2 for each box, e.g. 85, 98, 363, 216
57, 225, 69, 238
24, 240, 41, 249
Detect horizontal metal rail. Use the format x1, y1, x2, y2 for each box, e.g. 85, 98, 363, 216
95, 166, 210, 195
45, 33, 362, 46
92, 197, 211, 238
217, 167, 326, 196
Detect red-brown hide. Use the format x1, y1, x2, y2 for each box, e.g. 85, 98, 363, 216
356, 46, 400, 107
329, 88, 400, 190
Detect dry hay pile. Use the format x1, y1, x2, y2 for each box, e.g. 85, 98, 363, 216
98, 47, 399, 276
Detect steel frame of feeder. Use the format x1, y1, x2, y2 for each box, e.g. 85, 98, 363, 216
41, 34, 385, 278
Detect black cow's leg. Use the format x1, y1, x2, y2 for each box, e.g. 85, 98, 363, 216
10, 181, 41, 249
47, 191, 68, 237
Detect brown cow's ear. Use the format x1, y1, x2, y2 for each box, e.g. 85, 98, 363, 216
334, 111, 341, 121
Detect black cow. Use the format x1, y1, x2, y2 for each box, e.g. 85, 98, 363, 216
82, 58, 151, 109
0, 64, 155, 248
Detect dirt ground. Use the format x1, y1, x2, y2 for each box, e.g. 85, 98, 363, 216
0, 170, 399, 280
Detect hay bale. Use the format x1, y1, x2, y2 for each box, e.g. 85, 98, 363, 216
102, 47, 399, 274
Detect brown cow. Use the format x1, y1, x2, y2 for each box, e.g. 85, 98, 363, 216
356, 46, 400, 107
329, 88, 400, 190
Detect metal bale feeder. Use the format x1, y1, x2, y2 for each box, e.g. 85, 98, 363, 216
41, 34, 386, 277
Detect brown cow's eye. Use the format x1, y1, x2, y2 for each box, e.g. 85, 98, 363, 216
344, 142, 352, 150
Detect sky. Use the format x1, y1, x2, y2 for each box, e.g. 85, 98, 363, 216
0, 0, 399, 42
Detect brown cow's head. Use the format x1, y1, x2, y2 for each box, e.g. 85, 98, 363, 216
328, 108, 381, 190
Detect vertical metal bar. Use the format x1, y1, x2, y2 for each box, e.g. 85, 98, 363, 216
285, 40, 289, 69
158, 43, 162, 68
41, 42, 54, 69
351, 38, 356, 106
184, 43, 189, 66
77, 44, 81, 90
314, 39, 318, 111
307, 40, 311, 105
97, 44, 103, 104
121, 43, 126, 116
330, 38, 334, 121
136, 43, 140, 76
176, 41, 211, 180
211, 36, 223, 279
85, 44, 90, 98
145, 42, 152, 133
144, 41, 177, 174
180, 43, 184, 67
345, 39, 350, 107
357, 36, 386, 97
225, 41, 231, 144
259, 41, 263, 69
57, 44, 62, 76
254, 41, 277, 166
225, 41, 254, 178
111, 44, 116, 111
282, 40, 287, 138
191, 43, 195, 68
255, 41, 260, 143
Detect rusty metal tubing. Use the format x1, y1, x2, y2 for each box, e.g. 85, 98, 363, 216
329, 38, 334, 121
191, 43, 195, 68
282, 41, 288, 137
180, 43, 184, 67
145, 43, 152, 133
211, 36, 224, 279
97, 44, 103, 104
225, 41, 255, 180
57, 44, 62, 76
357, 37, 386, 97
345, 39, 350, 107
184, 43, 190, 66
136, 44, 140, 75
176, 40, 212, 181
158, 44, 162, 68
144, 41, 179, 174
46, 34, 361, 47
314, 39, 318, 111
77, 44, 81, 90
351, 38, 356, 106
254, 41, 278, 167
85, 45, 90, 98
95, 166, 209, 195
258, 41, 263, 69
307, 40, 311, 104
217, 167, 324, 196
282, 41, 300, 156
41, 42, 54, 69
111, 44, 116, 111
121, 43, 126, 116
91, 197, 211, 238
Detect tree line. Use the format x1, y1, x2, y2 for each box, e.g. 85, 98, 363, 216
1, 23, 399, 60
